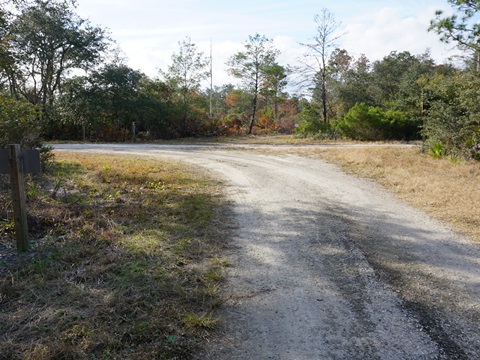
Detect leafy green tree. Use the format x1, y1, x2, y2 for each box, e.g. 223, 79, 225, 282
96, 64, 143, 128
58, 64, 171, 141
296, 100, 323, 134
161, 36, 209, 136
0, 1, 28, 68
136, 77, 173, 139
325, 48, 355, 119
328, 48, 352, 79
337, 54, 375, 112
0, 8, 13, 83
392, 52, 435, 130
429, 0, 480, 72
371, 51, 420, 103
360, 51, 436, 140
262, 62, 290, 121
227, 33, 280, 134
6, 0, 108, 125
422, 70, 480, 158
426, 2, 480, 158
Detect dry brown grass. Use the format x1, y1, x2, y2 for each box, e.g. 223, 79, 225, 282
156, 134, 356, 146
1, 152, 231, 359
288, 146, 480, 243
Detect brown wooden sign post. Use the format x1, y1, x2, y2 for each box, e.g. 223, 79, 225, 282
0, 144, 41, 253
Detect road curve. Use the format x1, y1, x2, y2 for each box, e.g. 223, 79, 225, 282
54, 144, 480, 359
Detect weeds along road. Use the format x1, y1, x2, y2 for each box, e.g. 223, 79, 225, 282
54, 144, 480, 359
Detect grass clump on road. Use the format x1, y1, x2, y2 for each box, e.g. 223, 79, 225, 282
0, 152, 230, 359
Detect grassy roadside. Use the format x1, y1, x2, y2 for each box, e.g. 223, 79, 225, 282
0, 152, 231, 359
233, 135, 479, 243
148, 134, 358, 146
284, 146, 480, 243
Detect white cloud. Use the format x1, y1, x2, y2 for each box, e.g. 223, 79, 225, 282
75, 0, 465, 88
273, 36, 304, 65
340, 5, 461, 63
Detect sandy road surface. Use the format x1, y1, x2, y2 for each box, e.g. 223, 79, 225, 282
55, 144, 480, 359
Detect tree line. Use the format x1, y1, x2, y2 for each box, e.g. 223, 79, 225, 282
1, 0, 479, 160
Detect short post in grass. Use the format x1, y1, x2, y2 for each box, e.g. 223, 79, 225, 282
0, 144, 41, 253
82, 121, 86, 142
9, 144, 29, 252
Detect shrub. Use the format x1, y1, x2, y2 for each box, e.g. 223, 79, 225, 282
422, 72, 480, 159
296, 101, 323, 135
276, 115, 298, 134
0, 95, 41, 149
339, 103, 414, 141
340, 103, 386, 140
0, 95, 54, 169
429, 141, 446, 158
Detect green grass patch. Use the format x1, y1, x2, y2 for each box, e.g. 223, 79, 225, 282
0, 152, 231, 359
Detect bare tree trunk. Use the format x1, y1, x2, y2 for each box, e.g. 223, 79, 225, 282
248, 72, 260, 135
321, 80, 327, 123
248, 93, 257, 135
274, 92, 278, 121
182, 92, 188, 136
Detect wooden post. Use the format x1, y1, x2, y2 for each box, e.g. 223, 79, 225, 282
8, 144, 29, 252
132, 122, 136, 143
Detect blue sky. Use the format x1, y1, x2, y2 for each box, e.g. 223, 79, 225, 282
76, 0, 459, 86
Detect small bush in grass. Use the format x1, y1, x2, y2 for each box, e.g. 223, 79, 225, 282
429, 141, 446, 158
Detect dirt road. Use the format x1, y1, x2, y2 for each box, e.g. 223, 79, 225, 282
55, 144, 480, 359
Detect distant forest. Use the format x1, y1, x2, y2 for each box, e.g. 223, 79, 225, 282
1, 0, 479, 160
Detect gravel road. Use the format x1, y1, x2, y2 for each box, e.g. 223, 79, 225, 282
54, 144, 480, 359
